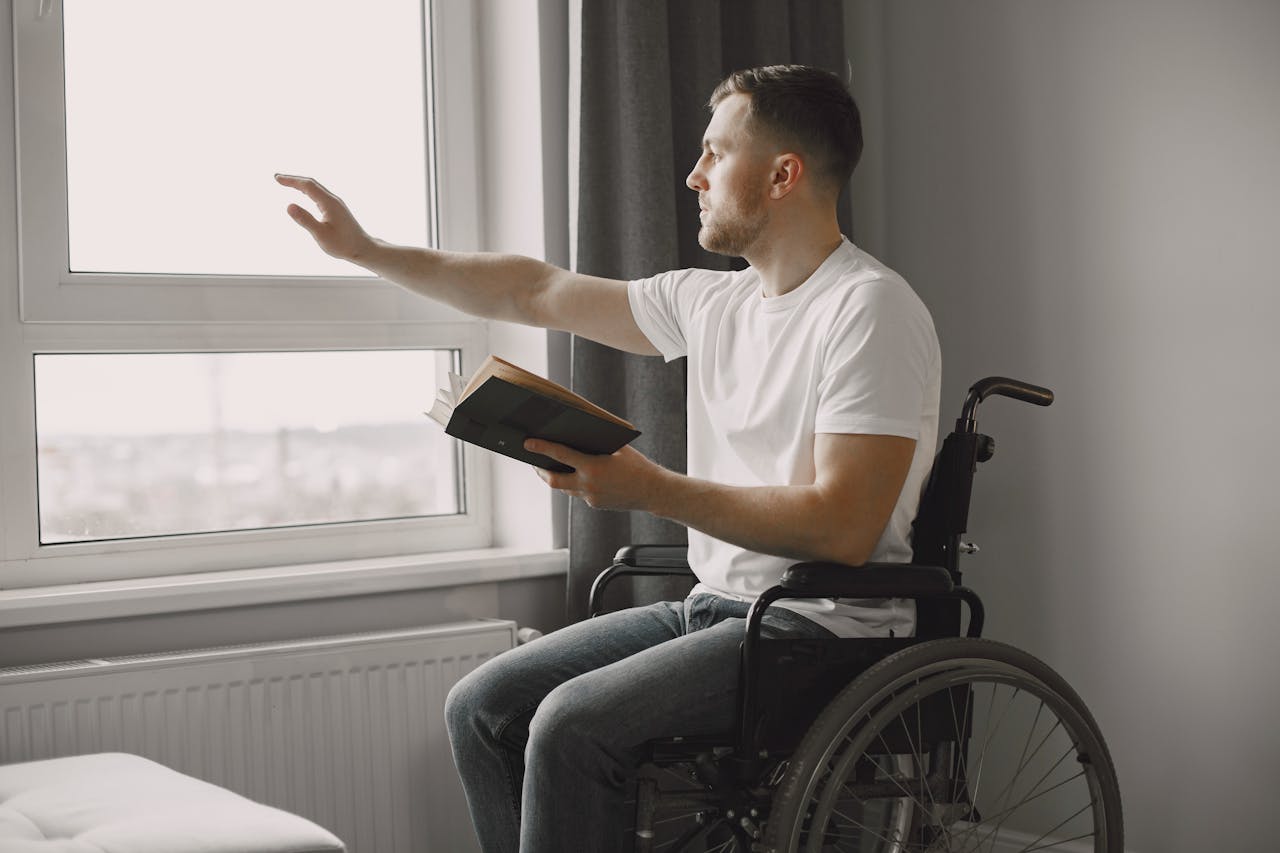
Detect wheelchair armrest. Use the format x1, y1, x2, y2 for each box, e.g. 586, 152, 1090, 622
613, 544, 690, 570
780, 561, 954, 598
590, 545, 693, 617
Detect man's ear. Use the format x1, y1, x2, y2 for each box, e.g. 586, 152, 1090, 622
769, 153, 803, 199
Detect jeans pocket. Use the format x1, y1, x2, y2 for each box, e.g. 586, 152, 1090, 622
759, 607, 837, 641
684, 592, 747, 632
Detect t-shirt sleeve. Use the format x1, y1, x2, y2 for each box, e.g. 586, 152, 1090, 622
815, 280, 938, 439
628, 269, 698, 362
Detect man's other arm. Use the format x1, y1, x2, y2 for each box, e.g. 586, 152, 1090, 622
528, 432, 916, 567
276, 174, 658, 356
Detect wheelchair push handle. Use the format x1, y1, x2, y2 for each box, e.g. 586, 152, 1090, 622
971, 377, 1055, 407
959, 376, 1054, 431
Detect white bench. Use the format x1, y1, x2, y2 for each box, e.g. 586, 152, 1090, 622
0, 753, 344, 852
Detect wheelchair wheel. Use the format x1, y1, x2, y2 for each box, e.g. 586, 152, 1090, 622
763, 638, 1122, 852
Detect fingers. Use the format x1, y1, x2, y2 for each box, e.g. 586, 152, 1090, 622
535, 467, 571, 490
277, 174, 358, 257
285, 202, 321, 235
275, 172, 330, 199
525, 439, 585, 466
528, 439, 585, 491
535, 465, 582, 497
274, 173, 343, 220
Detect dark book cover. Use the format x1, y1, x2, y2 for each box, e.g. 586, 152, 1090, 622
444, 376, 641, 472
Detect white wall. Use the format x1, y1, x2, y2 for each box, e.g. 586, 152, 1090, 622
848, 2, 1280, 850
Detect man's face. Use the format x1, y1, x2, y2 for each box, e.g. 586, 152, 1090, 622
686, 94, 773, 257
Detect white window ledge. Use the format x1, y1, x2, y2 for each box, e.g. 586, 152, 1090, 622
0, 547, 568, 629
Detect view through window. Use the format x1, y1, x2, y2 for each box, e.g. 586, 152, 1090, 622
35, 351, 462, 544
62, 0, 430, 277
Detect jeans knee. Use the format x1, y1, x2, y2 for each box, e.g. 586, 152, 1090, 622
527, 679, 634, 788
528, 679, 611, 754
445, 664, 496, 743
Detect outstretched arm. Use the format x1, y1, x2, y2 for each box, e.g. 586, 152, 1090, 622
527, 432, 917, 567
276, 174, 658, 355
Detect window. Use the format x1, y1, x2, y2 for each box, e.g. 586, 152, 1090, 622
2, 1, 499, 589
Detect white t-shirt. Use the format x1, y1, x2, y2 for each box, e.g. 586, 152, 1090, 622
627, 238, 941, 638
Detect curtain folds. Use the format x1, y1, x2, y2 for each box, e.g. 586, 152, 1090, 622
567, 0, 849, 621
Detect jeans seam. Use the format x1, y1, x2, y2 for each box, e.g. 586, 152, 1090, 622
494, 700, 541, 820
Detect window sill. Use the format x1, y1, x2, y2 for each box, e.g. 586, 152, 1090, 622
0, 547, 568, 629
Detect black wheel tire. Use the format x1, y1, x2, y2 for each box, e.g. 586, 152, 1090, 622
763, 638, 1123, 853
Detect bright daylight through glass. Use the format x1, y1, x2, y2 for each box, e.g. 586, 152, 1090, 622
35, 350, 461, 544
63, 0, 429, 277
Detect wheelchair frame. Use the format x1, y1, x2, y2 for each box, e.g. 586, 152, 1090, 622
589, 377, 1123, 852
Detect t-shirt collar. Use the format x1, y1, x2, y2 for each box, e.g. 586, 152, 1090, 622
756, 237, 853, 313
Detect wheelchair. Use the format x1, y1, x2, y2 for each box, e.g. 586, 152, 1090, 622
589, 377, 1123, 852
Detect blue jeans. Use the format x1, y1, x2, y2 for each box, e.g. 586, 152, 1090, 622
444, 593, 833, 853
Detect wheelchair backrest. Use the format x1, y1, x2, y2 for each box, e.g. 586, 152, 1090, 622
910, 431, 984, 577
909, 377, 1054, 637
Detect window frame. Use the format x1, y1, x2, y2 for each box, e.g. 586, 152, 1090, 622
12, 0, 484, 323
1, 323, 494, 589
0, 0, 502, 590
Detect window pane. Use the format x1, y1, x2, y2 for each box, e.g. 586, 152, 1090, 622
63, 0, 430, 276
35, 351, 461, 544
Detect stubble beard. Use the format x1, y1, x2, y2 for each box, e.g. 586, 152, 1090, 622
698, 193, 768, 258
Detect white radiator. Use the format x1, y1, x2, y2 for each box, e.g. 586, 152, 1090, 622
0, 619, 517, 853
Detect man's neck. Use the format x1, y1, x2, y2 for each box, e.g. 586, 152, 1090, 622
746, 222, 845, 298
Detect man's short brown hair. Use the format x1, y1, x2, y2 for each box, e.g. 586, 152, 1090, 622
709, 65, 863, 195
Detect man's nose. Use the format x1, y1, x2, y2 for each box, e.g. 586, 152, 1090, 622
686, 166, 705, 191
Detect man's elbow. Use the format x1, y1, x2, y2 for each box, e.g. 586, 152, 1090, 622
803, 492, 893, 566
823, 534, 877, 568
841, 547, 875, 568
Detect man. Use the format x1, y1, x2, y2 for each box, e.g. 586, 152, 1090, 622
280, 64, 939, 853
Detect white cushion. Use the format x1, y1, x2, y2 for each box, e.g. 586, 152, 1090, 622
0, 753, 344, 853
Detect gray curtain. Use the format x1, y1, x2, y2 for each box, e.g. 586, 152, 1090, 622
567, 0, 851, 621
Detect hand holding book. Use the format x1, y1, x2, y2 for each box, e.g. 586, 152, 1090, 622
428, 356, 641, 472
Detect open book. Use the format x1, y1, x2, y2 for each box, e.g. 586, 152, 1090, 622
428, 356, 641, 472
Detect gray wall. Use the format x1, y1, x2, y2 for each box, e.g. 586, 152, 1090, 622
848, 1, 1280, 850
